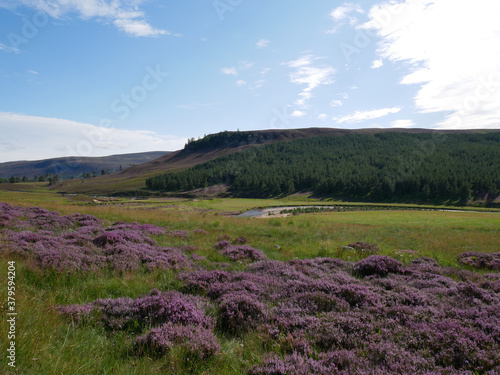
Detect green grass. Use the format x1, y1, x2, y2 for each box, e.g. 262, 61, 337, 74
1, 191, 499, 374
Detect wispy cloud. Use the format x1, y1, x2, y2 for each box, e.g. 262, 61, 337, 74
236, 80, 247, 87
291, 110, 306, 118
371, 60, 383, 69
7, 0, 168, 37
328, 3, 364, 33
0, 42, 20, 53
221, 67, 238, 76
361, 0, 500, 129
283, 54, 335, 107
330, 100, 343, 107
334, 107, 401, 124
0, 112, 186, 162
256, 39, 270, 48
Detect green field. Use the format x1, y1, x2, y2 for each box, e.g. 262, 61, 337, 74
1, 191, 499, 374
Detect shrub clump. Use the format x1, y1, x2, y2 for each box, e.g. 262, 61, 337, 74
221, 245, 267, 262
217, 292, 268, 334
354, 255, 404, 277
136, 322, 220, 358
457, 251, 500, 271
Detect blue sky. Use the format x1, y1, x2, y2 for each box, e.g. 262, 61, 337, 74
1, 0, 499, 162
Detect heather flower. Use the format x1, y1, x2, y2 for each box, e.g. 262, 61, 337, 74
133, 290, 214, 329
214, 240, 231, 249
233, 236, 248, 244
56, 303, 93, 323
457, 251, 500, 271
181, 270, 231, 294
136, 322, 219, 358
221, 245, 267, 262
217, 291, 268, 334
354, 255, 404, 277
248, 352, 329, 375
93, 230, 156, 247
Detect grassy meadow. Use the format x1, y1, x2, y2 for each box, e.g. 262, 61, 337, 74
1, 190, 499, 374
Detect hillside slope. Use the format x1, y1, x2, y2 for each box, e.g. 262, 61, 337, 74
0, 152, 168, 180
147, 131, 500, 204
54, 128, 497, 196
53, 128, 351, 194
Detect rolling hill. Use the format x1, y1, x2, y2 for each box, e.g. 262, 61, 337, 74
0, 151, 168, 181
51, 128, 499, 200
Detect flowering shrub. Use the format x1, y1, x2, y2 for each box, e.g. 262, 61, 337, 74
214, 240, 231, 249
233, 236, 248, 244
58, 289, 214, 330
457, 251, 500, 271
217, 292, 268, 334
1, 205, 190, 273
136, 322, 220, 358
93, 230, 156, 247
221, 245, 267, 262
133, 290, 214, 329
353, 255, 404, 277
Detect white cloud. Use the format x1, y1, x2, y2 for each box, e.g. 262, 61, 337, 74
113, 18, 168, 37
256, 39, 270, 48
334, 107, 401, 124
283, 54, 335, 107
236, 80, 247, 87
0, 112, 187, 163
7, 0, 168, 37
331, 3, 364, 21
362, 0, 500, 129
291, 110, 307, 118
328, 3, 364, 33
221, 61, 254, 77
317, 114, 329, 121
249, 79, 266, 90
0, 42, 20, 53
28, 70, 39, 75
371, 60, 383, 69
331, 100, 343, 107
221, 67, 238, 76
238, 61, 254, 70
391, 119, 415, 128
261, 68, 271, 76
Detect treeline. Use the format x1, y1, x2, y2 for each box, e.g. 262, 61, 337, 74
0, 173, 61, 185
146, 132, 500, 203
182, 130, 278, 154
1, 168, 117, 185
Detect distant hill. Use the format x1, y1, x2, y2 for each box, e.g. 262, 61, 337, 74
0, 152, 168, 180
51, 128, 499, 199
